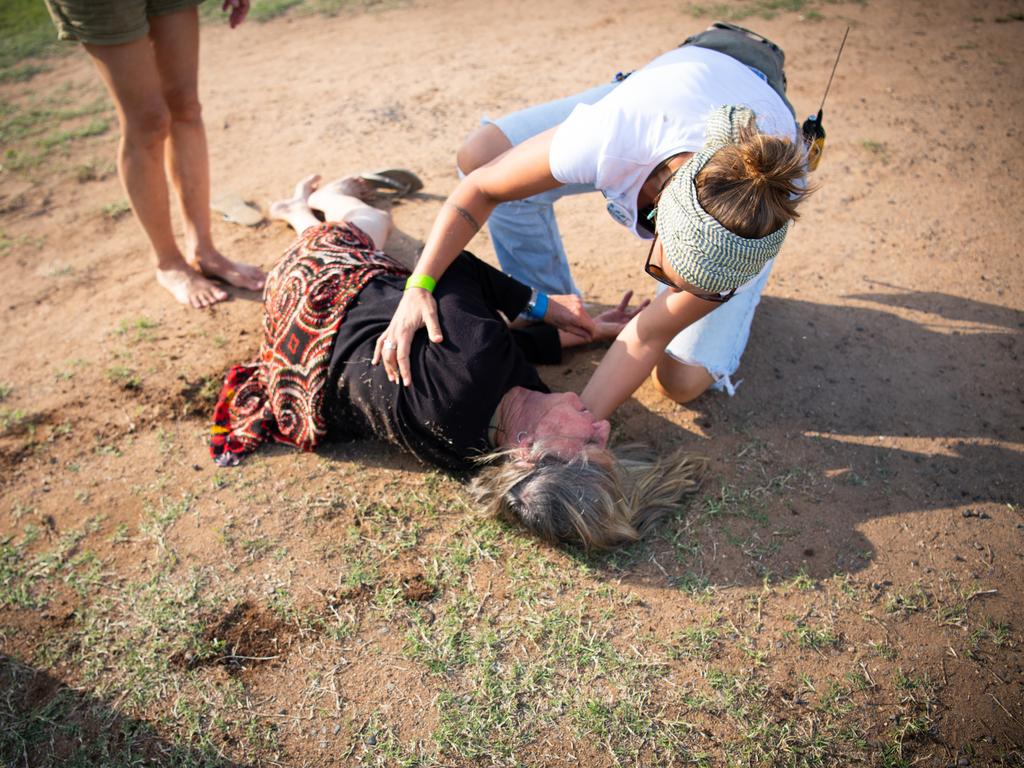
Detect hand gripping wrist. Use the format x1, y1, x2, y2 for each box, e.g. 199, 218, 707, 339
405, 273, 437, 293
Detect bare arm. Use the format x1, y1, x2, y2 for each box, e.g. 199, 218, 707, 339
375, 129, 570, 386
580, 289, 718, 419
418, 129, 562, 279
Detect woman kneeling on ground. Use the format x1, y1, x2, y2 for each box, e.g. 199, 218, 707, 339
210, 175, 703, 549
374, 23, 811, 414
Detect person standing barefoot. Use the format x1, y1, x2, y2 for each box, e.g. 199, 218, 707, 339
43, 0, 266, 308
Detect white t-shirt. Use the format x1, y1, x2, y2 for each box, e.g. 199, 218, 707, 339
549, 45, 797, 240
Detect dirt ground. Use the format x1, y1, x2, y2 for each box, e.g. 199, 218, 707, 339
1, 0, 1022, 765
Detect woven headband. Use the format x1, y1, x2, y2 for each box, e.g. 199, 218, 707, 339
655, 105, 789, 294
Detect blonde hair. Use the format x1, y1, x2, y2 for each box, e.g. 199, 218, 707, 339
695, 122, 810, 239
469, 447, 706, 550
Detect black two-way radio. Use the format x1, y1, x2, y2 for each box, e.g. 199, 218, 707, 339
802, 26, 850, 171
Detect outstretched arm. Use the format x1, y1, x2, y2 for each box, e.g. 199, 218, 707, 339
375, 128, 579, 386
580, 289, 718, 420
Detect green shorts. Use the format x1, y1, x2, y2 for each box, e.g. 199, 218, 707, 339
43, 0, 205, 45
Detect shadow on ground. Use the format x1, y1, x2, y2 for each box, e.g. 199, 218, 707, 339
0, 655, 246, 768
558, 288, 1022, 588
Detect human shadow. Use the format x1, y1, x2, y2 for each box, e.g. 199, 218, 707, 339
560, 289, 1022, 587
0, 655, 247, 767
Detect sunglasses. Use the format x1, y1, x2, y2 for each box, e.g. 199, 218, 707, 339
644, 227, 736, 304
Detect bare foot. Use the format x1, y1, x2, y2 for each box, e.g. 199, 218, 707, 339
269, 173, 321, 222
188, 247, 266, 293
307, 175, 375, 211
156, 263, 229, 309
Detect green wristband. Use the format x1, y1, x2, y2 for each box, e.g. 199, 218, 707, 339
405, 273, 437, 293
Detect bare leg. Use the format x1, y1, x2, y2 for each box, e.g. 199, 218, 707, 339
307, 176, 393, 249
651, 355, 715, 404
85, 39, 228, 308
269, 174, 322, 232
149, 8, 265, 292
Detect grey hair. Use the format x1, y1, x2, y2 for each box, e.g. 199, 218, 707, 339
469, 446, 706, 550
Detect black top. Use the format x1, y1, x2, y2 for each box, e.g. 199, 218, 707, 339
327, 252, 561, 471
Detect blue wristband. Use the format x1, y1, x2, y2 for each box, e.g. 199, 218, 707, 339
526, 290, 549, 321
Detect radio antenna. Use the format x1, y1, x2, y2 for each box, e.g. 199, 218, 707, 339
818, 26, 850, 114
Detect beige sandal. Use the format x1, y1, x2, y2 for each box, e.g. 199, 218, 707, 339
211, 193, 264, 227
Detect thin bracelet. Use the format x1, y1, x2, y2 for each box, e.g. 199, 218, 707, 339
405, 274, 437, 293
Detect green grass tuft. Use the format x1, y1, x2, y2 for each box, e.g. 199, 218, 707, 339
0, 0, 60, 70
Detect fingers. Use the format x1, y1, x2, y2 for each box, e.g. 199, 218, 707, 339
617, 290, 633, 312
381, 338, 400, 384
424, 304, 444, 344
374, 333, 402, 383
396, 338, 413, 387
225, 0, 248, 27
379, 329, 412, 385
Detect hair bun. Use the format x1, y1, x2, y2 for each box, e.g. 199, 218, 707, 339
695, 125, 813, 239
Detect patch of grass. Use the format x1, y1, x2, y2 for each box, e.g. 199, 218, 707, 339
570, 692, 706, 766
101, 199, 131, 221
432, 655, 539, 762
241, 536, 273, 562
688, 0, 843, 21
247, 0, 307, 21
0, 383, 11, 402
0, 0, 60, 70
0, 517, 103, 610
202, 0, 410, 23
74, 158, 114, 183
965, 618, 1013, 660
54, 357, 87, 382
43, 262, 73, 278
1, 93, 112, 175
2, 148, 43, 173
861, 139, 887, 156
0, 95, 109, 145
668, 617, 725, 661
0, 63, 48, 84
885, 584, 931, 617
404, 598, 475, 674
788, 566, 817, 591
0, 407, 43, 437
3, 233, 46, 254
116, 316, 159, 343
38, 117, 109, 150
787, 619, 840, 650
106, 365, 141, 390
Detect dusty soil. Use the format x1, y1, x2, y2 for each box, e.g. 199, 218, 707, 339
1, 0, 1022, 765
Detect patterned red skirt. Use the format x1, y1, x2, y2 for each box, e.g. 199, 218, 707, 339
210, 223, 408, 466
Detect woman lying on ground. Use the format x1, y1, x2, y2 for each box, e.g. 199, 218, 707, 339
209, 175, 704, 549
374, 22, 810, 413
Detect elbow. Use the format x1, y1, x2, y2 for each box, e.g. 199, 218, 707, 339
456, 124, 512, 176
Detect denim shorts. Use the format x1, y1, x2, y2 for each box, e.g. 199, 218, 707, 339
659, 259, 775, 395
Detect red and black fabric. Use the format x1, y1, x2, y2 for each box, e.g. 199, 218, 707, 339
210, 223, 408, 466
